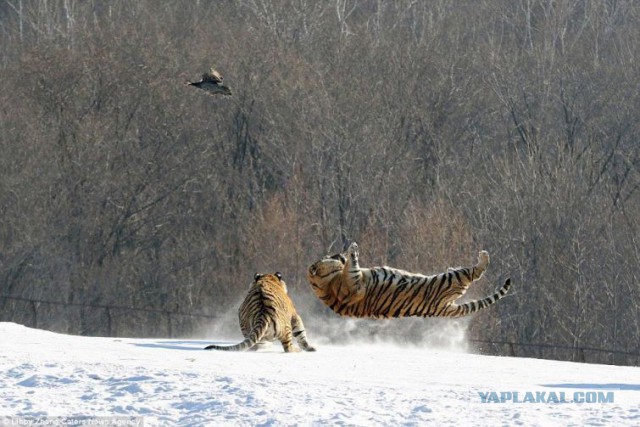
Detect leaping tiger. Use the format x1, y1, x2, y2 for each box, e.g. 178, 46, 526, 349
205, 272, 316, 352
307, 242, 511, 319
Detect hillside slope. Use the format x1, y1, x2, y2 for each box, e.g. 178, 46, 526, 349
0, 323, 638, 426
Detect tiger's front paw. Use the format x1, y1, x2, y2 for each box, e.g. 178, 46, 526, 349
348, 241, 359, 261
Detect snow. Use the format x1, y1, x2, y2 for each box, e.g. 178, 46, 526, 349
0, 322, 638, 426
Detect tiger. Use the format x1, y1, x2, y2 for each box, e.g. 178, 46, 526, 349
307, 242, 511, 319
204, 272, 316, 352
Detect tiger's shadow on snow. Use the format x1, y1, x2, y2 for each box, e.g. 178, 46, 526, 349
132, 341, 281, 352
133, 341, 215, 352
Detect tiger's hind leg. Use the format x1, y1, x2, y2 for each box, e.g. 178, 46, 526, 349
472, 250, 490, 280
446, 251, 491, 302
291, 314, 316, 352
279, 325, 300, 353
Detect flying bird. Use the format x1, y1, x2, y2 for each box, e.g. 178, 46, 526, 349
187, 67, 232, 97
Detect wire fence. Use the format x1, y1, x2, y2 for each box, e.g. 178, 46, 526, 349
467, 338, 640, 366
0, 294, 217, 338
1, 294, 639, 366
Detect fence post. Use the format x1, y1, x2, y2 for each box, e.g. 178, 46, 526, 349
30, 300, 38, 328
105, 307, 112, 336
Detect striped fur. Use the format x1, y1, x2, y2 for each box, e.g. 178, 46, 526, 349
307, 242, 511, 319
205, 272, 316, 352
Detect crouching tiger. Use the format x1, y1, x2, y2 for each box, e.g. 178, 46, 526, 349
205, 272, 316, 352
307, 242, 511, 319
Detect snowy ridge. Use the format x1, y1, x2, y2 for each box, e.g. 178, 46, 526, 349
0, 323, 638, 426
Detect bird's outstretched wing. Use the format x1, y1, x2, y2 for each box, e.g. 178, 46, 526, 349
199, 82, 232, 96
186, 66, 232, 97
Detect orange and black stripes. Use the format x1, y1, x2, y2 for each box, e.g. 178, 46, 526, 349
205, 273, 316, 352
307, 243, 511, 320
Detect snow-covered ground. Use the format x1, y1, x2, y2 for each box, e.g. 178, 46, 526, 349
0, 322, 638, 426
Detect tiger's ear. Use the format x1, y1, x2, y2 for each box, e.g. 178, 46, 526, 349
275, 272, 283, 280
254, 273, 263, 282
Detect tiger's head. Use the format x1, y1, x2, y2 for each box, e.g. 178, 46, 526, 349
307, 252, 346, 290
254, 272, 288, 294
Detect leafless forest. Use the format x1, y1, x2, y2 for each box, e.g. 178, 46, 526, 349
0, 1, 638, 365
